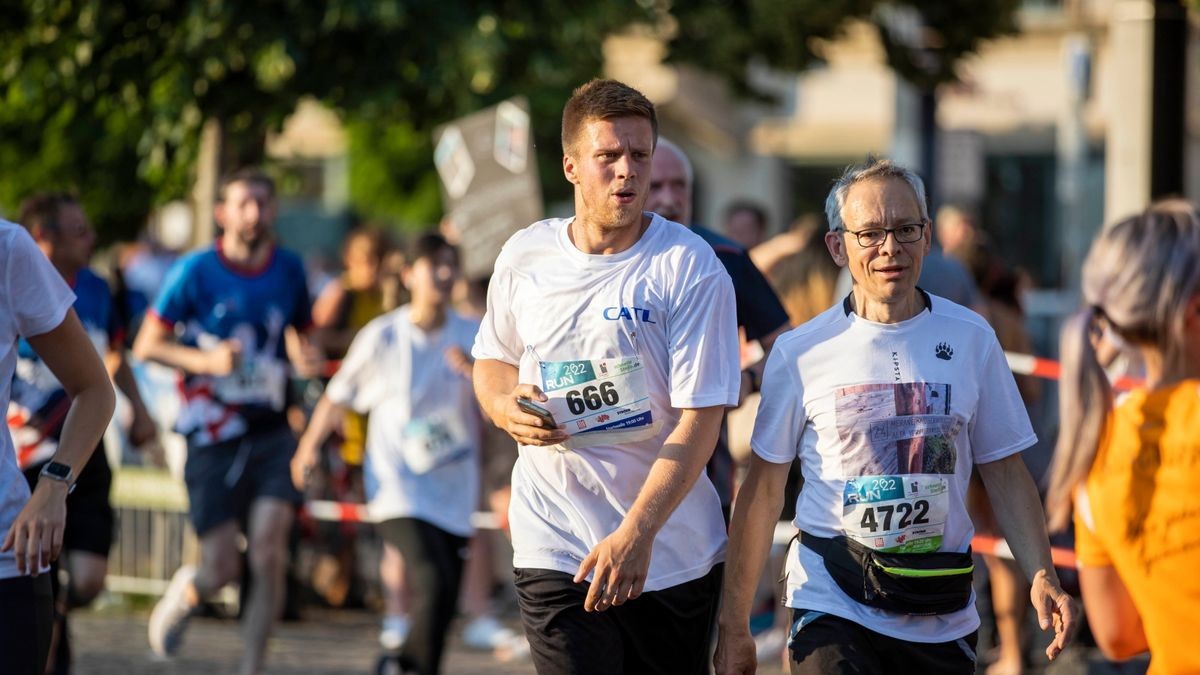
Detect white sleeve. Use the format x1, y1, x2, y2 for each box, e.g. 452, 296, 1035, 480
668, 270, 740, 409
970, 338, 1037, 464
750, 343, 803, 464
5, 228, 74, 338
471, 262, 522, 365
325, 321, 383, 414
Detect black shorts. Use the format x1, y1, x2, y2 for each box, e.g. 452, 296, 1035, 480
23, 447, 115, 557
184, 425, 302, 536
0, 574, 53, 675
514, 564, 723, 675
787, 609, 977, 674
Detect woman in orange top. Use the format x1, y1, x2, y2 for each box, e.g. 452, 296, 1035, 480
1047, 201, 1200, 674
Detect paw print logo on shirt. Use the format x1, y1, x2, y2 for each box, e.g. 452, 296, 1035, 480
934, 342, 954, 361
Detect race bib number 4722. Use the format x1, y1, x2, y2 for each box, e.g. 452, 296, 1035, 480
842, 475, 950, 553
538, 357, 653, 437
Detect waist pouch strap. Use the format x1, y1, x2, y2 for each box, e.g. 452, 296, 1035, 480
800, 531, 974, 616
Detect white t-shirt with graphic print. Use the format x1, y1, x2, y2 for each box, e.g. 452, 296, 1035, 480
325, 306, 481, 537
473, 213, 740, 592
752, 294, 1035, 643
0, 221, 75, 580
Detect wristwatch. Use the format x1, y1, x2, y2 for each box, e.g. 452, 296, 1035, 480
39, 461, 75, 493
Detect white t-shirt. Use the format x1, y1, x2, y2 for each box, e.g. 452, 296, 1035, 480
0, 222, 75, 579
325, 306, 481, 537
752, 293, 1035, 642
473, 214, 740, 591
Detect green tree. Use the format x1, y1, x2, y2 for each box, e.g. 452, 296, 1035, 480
0, 1, 1018, 240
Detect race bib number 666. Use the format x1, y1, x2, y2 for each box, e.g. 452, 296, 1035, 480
538, 356, 653, 437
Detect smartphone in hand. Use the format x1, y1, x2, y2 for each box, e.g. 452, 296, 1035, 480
516, 398, 558, 429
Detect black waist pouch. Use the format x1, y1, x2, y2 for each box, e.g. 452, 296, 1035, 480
800, 531, 974, 616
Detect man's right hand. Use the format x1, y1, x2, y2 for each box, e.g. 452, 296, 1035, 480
493, 384, 568, 446
713, 625, 757, 675
206, 339, 242, 376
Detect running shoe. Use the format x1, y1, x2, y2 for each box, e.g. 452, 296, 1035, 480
148, 565, 197, 657
379, 614, 410, 651
461, 615, 517, 650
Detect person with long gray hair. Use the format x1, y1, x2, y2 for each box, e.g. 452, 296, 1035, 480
1045, 200, 1200, 673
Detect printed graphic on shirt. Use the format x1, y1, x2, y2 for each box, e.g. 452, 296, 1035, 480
538, 356, 653, 437
835, 382, 960, 552
835, 382, 958, 476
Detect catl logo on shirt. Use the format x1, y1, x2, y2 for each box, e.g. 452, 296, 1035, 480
602, 306, 656, 323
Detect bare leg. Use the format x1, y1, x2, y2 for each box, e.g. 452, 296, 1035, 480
65, 552, 108, 608
240, 499, 293, 675
985, 554, 1028, 675
380, 543, 410, 619
192, 521, 243, 604
460, 533, 494, 619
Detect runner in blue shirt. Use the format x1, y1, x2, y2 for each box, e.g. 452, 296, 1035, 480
134, 169, 322, 675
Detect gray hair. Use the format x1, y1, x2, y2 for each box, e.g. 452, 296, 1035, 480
1045, 201, 1200, 530
654, 137, 694, 186
824, 158, 929, 231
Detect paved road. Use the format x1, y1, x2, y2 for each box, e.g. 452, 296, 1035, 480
67, 605, 1138, 675
71, 608, 540, 675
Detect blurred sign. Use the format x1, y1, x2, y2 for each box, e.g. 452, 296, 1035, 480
435, 98, 543, 279
937, 130, 985, 205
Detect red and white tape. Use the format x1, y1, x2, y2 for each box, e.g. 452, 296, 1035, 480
1004, 351, 1141, 391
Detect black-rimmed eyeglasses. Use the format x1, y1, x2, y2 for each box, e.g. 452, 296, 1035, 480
836, 222, 926, 248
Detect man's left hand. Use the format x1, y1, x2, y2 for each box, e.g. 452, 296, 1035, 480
573, 523, 653, 612
1031, 569, 1080, 660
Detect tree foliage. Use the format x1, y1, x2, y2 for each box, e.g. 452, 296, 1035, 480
0, 0, 1017, 240
668, 0, 1020, 93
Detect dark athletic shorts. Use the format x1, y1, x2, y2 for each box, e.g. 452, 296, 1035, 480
23, 446, 115, 556
0, 573, 53, 675
787, 608, 978, 674
184, 425, 302, 536
515, 564, 723, 675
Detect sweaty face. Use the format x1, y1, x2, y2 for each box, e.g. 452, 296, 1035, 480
647, 147, 691, 225
565, 116, 654, 231
217, 181, 275, 251
826, 177, 930, 306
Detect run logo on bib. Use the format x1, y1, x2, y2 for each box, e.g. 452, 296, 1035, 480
843, 475, 949, 552
538, 357, 655, 446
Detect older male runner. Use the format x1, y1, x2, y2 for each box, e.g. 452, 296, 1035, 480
715, 158, 1077, 675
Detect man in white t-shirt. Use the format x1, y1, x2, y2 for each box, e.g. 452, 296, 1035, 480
293, 233, 479, 675
714, 158, 1078, 675
472, 79, 740, 675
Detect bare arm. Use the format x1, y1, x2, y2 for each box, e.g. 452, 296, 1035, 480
132, 314, 236, 376
290, 394, 347, 490
574, 405, 724, 612
978, 454, 1080, 660
107, 348, 158, 447
1079, 565, 1149, 660
2, 310, 116, 574
714, 454, 791, 675
472, 358, 567, 446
